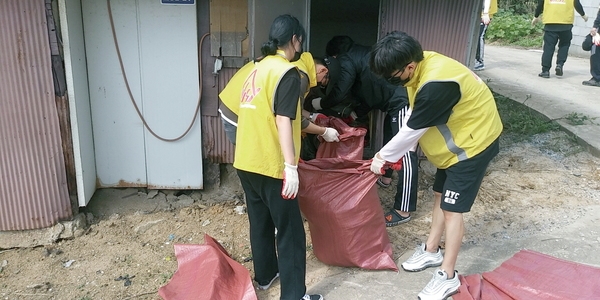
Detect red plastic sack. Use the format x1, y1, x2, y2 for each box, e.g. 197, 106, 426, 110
158, 234, 257, 300
314, 117, 367, 160
297, 158, 398, 271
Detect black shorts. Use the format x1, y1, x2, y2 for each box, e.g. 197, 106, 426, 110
433, 138, 499, 213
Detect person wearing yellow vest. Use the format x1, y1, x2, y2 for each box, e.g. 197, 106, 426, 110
218, 52, 340, 145
369, 31, 503, 300
473, 0, 498, 71
532, 0, 588, 78
233, 14, 323, 300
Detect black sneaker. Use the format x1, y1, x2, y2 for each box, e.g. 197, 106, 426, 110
538, 71, 550, 78
301, 295, 323, 300
582, 78, 600, 87
555, 65, 563, 76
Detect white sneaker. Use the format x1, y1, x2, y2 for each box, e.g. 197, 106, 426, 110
301, 294, 323, 300
417, 269, 460, 300
256, 273, 279, 290
401, 243, 443, 272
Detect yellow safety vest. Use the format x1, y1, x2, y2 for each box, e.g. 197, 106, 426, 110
233, 52, 302, 179
542, 0, 575, 25
293, 52, 318, 94
482, 0, 498, 18
219, 60, 256, 119
219, 52, 317, 123
406, 51, 503, 169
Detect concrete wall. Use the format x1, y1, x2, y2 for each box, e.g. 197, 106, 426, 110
571, 0, 600, 58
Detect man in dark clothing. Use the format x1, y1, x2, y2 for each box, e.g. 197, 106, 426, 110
311, 35, 419, 226
582, 6, 600, 87
532, 0, 588, 78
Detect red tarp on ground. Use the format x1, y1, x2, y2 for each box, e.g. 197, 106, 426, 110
158, 234, 257, 300
454, 249, 600, 300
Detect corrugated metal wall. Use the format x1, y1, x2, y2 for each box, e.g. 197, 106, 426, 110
0, 0, 71, 230
380, 0, 482, 65
202, 68, 238, 163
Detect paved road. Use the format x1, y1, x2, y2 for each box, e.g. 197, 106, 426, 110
479, 45, 600, 158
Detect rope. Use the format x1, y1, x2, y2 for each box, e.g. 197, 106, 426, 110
107, 0, 209, 142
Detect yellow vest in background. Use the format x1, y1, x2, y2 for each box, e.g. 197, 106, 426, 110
482, 0, 498, 18
293, 52, 318, 93
542, 0, 575, 24
233, 53, 302, 179
406, 51, 503, 169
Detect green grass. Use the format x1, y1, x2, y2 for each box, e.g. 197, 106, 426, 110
494, 92, 560, 137
487, 10, 543, 48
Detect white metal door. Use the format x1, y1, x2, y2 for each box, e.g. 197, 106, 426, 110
82, 0, 203, 189
58, 0, 97, 206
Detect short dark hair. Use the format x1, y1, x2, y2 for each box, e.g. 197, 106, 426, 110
369, 31, 424, 78
260, 14, 306, 57
325, 35, 354, 57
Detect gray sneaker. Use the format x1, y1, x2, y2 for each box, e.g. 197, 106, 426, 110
301, 294, 323, 300
257, 273, 279, 290
401, 243, 443, 272
473, 61, 485, 71
417, 269, 460, 300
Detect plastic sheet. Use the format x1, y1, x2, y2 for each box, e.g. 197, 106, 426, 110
158, 234, 257, 300
454, 249, 600, 300
298, 158, 398, 271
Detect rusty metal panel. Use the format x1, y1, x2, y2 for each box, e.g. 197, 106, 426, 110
380, 0, 481, 66
202, 67, 239, 164
202, 115, 236, 164
0, 0, 71, 230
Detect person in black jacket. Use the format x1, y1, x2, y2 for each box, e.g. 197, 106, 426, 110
582, 6, 600, 87
312, 35, 418, 226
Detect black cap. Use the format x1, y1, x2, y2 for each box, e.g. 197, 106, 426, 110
323, 56, 341, 95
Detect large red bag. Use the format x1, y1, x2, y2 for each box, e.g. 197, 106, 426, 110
314, 117, 367, 160
158, 234, 257, 300
298, 158, 398, 271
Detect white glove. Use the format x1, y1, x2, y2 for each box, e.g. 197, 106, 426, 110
593, 32, 600, 46
370, 152, 387, 175
281, 163, 299, 199
311, 97, 322, 110
531, 17, 540, 26
481, 13, 491, 25
582, 15, 589, 22
320, 127, 340, 142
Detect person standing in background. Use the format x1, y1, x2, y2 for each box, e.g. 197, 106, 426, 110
532, 0, 588, 78
473, 0, 498, 71
582, 5, 600, 87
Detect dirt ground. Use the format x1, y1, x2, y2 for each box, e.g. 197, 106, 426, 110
1, 130, 600, 300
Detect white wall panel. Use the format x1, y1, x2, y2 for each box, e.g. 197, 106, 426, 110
82, 0, 202, 189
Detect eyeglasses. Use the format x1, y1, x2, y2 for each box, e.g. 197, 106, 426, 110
386, 64, 408, 83
387, 69, 403, 81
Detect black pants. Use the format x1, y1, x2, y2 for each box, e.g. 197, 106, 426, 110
542, 29, 572, 72
237, 169, 306, 300
475, 22, 489, 63
591, 45, 600, 81
382, 106, 419, 212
